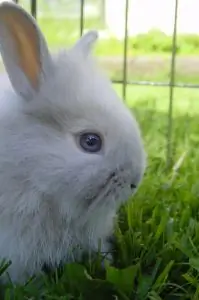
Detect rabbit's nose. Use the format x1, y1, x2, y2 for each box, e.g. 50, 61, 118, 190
130, 183, 136, 190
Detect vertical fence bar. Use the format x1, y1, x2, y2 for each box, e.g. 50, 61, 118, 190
122, 0, 129, 101
101, 0, 105, 25
31, 0, 37, 19
166, 0, 178, 168
80, 0, 85, 36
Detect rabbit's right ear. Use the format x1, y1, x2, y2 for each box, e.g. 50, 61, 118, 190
0, 1, 53, 99
73, 31, 98, 57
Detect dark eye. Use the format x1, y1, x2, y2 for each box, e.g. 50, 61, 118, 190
79, 133, 102, 153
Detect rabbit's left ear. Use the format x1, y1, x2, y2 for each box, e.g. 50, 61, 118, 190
0, 1, 53, 98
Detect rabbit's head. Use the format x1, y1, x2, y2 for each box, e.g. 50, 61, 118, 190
0, 1, 146, 228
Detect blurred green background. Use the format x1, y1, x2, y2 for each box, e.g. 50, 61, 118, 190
8, 0, 199, 85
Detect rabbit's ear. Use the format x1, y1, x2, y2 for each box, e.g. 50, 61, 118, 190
0, 1, 53, 98
73, 30, 98, 57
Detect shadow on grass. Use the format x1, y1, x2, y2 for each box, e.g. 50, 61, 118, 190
99, 56, 199, 85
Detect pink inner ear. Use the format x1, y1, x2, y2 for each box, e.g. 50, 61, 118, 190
0, 9, 41, 89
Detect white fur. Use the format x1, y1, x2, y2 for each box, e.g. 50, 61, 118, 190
0, 1, 146, 283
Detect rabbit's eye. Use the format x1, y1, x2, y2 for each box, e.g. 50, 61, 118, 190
79, 133, 102, 153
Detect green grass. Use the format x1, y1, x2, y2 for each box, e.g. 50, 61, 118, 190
1, 86, 199, 299
36, 17, 199, 57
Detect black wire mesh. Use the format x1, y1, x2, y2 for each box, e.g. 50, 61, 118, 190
13, 0, 196, 166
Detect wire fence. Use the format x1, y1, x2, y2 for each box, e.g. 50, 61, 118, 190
13, 0, 198, 167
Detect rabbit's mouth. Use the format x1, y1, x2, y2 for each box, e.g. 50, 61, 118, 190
84, 168, 134, 208
84, 171, 117, 207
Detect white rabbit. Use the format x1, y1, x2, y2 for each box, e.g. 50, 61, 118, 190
0, 1, 146, 284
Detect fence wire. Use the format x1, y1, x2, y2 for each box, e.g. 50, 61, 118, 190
14, 0, 199, 167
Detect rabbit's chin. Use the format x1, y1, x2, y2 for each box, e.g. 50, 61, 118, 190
0, 182, 133, 284
63, 165, 136, 227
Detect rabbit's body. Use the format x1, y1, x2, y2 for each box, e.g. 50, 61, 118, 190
0, 1, 146, 283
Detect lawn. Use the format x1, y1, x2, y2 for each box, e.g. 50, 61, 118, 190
1, 85, 199, 299
1, 3, 199, 298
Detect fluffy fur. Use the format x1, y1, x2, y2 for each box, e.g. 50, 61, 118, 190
0, 1, 146, 283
